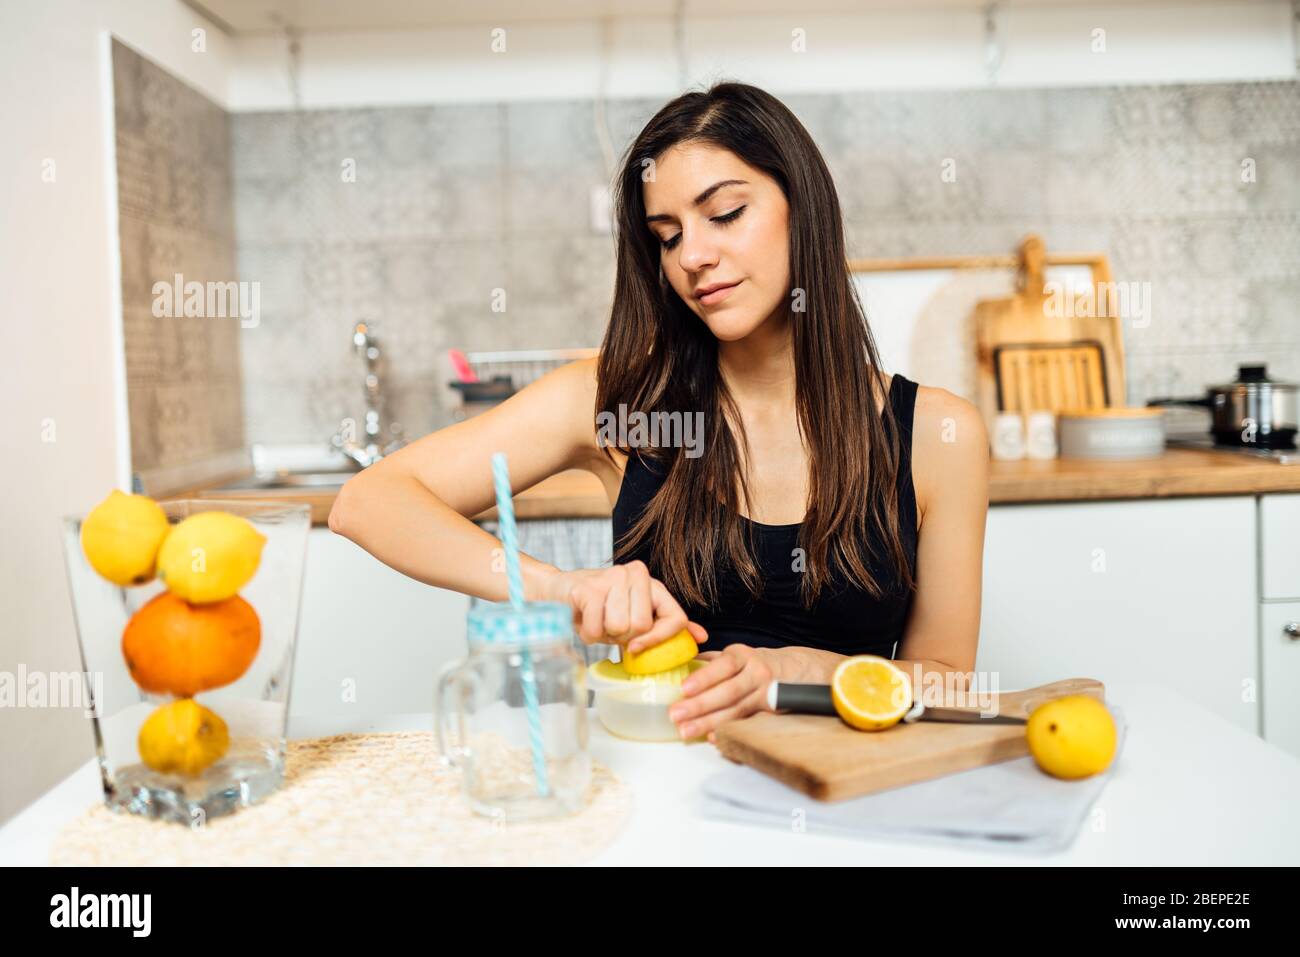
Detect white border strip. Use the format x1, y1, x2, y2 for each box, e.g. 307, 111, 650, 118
98, 30, 133, 493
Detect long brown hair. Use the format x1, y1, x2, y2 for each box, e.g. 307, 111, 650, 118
597, 82, 914, 610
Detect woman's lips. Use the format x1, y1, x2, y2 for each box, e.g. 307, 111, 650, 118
697, 280, 742, 306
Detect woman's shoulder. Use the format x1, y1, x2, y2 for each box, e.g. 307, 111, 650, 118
911, 382, 981, 433
551, 355, 629, 485
907, 382, 989, 523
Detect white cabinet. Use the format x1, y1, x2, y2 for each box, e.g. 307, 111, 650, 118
1260, 494, 1300, 759
1260, 601, 1300, 757
290, 519, 612, 721
1261, 494, 1300, 600
291, 529, 469, 718
977, 496, 1259, 735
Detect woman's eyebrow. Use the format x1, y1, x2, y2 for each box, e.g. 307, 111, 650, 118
645, 179, 748, 223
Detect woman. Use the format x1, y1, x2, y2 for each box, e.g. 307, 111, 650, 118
330, 82, 989, 742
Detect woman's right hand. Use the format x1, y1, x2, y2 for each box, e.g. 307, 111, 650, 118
534, 561, 708, 655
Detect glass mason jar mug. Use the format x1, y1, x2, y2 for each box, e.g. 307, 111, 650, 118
437, 601, 591, 822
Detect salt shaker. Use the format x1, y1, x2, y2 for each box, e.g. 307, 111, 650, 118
991, 412, 1027, 460
1025, 411, 1059, 459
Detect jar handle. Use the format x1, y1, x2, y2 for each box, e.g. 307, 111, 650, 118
435, 660, 470, 767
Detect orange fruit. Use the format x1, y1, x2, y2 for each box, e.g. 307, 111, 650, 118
122, 592, 260, 696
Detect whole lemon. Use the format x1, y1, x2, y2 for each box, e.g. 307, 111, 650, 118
138, 699, 229, 776
122, 591, 261, 696
157, 511, 266, 603
80, 490, 170, 586
1026, 695, 1118, 779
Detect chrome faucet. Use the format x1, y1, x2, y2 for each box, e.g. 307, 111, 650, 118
332, 321, 405, 468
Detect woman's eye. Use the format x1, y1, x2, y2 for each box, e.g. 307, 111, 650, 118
711, 205, 746, 226
658, 205, 746, 251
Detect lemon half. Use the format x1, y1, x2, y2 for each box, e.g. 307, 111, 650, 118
621, 629, 699, 676
831, 655, 913, 731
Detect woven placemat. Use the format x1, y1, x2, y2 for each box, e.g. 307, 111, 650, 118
50, 731, 633, 866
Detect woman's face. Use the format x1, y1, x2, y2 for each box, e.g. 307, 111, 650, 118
643, 142, 790, 342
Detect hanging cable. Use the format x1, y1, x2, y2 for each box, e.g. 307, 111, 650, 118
593, 16, 617, 181
1292, 0, 1300, 74
674, 0, 688, 90
984, 1, 1003, 86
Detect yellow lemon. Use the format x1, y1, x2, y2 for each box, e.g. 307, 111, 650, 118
80, 490, 170, 586
622, 629, 699, 676
831, 655, 913, 731
138, 699, 229, 776
157, 511, 266, 603
1026, 694, 1117, 780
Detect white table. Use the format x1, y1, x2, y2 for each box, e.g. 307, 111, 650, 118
3, 680, 1298, 865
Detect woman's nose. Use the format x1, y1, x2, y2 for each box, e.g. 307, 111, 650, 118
674, 225, 720, 273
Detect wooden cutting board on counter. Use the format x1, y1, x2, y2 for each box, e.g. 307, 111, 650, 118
713, 677, 1105, 802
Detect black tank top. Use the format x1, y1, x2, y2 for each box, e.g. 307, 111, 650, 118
611, 373, 919, 659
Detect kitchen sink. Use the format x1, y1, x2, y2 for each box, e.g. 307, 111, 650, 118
213, 470, 359, 491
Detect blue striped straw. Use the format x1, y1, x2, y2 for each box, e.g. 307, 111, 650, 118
490, 452, 550, 798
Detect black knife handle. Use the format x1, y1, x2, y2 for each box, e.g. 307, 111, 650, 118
772, 682, 837, 715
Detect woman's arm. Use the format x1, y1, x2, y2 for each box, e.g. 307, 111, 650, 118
892, 386, 990, 695
328, 358, 598, 601
329, 357, 707, 650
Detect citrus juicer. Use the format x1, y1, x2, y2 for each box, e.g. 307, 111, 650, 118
586, 629, 706, 741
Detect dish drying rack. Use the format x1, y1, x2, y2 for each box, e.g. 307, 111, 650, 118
446, 348, 598, 420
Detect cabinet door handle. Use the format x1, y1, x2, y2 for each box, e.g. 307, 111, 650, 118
1286, 622, 1300, 640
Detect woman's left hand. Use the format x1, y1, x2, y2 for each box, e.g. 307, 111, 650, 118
667, 644, 783, 742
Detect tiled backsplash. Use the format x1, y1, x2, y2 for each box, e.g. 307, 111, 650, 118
230, 101, 635, 448
230, 81, 1299, 448
113, 40, 246, 490
116, 48, 1299, 460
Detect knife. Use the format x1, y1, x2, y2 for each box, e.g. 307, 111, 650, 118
768, 682, 1028, 725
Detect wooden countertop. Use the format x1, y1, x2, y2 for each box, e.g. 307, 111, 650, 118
988, 447, 1300, 503
188, 448, 1300, 525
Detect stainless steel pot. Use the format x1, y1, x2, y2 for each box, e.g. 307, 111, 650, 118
1147, 364, 1298, 450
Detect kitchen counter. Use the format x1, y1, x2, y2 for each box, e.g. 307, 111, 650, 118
189, 447, 1300, 525
987, 446, 1300, 503
2, 679, 1298, 865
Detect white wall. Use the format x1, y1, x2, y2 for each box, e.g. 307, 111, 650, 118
227, 1, 1296, 110
0, 0, 232, 825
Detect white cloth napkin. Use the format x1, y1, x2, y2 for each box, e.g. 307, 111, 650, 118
699, 705, 1127, 855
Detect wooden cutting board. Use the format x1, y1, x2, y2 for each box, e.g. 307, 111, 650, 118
993, 341, 1109, 413
713, 677, 1105, 802
972, 235, 1126, 423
